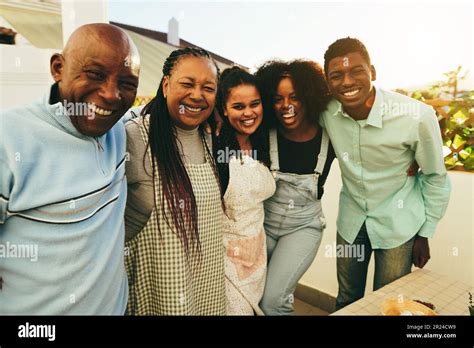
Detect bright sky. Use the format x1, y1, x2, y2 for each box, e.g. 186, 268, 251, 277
109, 0, 473, 90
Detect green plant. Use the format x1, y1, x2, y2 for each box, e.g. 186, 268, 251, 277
440, 94, 474, 171
399, 67, 474, 171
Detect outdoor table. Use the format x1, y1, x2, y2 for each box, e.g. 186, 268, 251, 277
331, 269, 473, 315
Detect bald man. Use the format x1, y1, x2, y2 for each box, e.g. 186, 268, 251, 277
0, 24, 140, 314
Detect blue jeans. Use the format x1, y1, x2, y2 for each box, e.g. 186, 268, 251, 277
262, 128, 330, 315
261, 178, 325, 316
336, 222, 414, 310
260, 224, 323, 315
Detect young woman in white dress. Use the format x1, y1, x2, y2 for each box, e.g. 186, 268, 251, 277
213, 67, 276, 315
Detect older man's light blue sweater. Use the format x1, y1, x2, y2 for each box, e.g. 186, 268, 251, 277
0, 85, 128, 314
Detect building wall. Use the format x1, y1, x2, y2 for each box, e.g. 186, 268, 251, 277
0, 45, 55, 109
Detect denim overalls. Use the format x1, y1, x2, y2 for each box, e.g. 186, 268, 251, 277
260, 128, 329, 315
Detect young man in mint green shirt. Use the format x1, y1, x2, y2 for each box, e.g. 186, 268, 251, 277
320, 37, 451, 310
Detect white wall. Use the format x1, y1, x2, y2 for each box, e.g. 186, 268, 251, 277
300, 160, 474, 297
0, 0, 108, 110
0, 45, 56, 109
61, 0, 108, 44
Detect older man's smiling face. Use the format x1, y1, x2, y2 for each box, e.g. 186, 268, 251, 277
50, 25, 140, 137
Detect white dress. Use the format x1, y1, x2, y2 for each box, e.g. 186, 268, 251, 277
223, 155, 276, 315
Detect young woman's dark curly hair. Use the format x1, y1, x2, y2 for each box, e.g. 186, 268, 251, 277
212, 66, 270, 193
255, 59, 331, 128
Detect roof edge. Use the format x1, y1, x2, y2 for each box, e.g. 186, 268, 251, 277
111, 21, 243, 68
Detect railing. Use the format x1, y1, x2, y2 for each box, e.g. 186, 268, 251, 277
132, 97, 474, 172
425, 99, 473, 172
133, 96, 153, 107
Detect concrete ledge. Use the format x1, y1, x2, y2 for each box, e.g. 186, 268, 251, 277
295, 283, 337, 314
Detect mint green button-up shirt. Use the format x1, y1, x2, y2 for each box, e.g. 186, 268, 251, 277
320, 88, 451, 249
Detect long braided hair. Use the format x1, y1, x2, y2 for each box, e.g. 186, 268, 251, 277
141, 47, 223, 258
213, 66, 270, 193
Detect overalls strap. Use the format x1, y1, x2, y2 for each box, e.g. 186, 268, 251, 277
269, 128, 279, 172
270, 128, 329, 176
314, 129, 329, 175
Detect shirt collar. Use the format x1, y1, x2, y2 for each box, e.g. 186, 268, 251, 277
42, 83, 92, 139
331, 87, 384, 128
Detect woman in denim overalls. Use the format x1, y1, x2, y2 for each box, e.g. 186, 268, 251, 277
256, 60, 335, 315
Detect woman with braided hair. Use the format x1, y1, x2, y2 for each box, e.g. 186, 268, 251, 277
213, 66, 275, 315
123, 47, 225, 315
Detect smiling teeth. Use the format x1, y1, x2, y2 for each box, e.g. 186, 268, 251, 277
343, 89, 360, 97
283, 114, 295, 119
95, 108, 113, 116
243, 119, 255, 126
89, 104, 113, 116
183, 105, 204, 112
